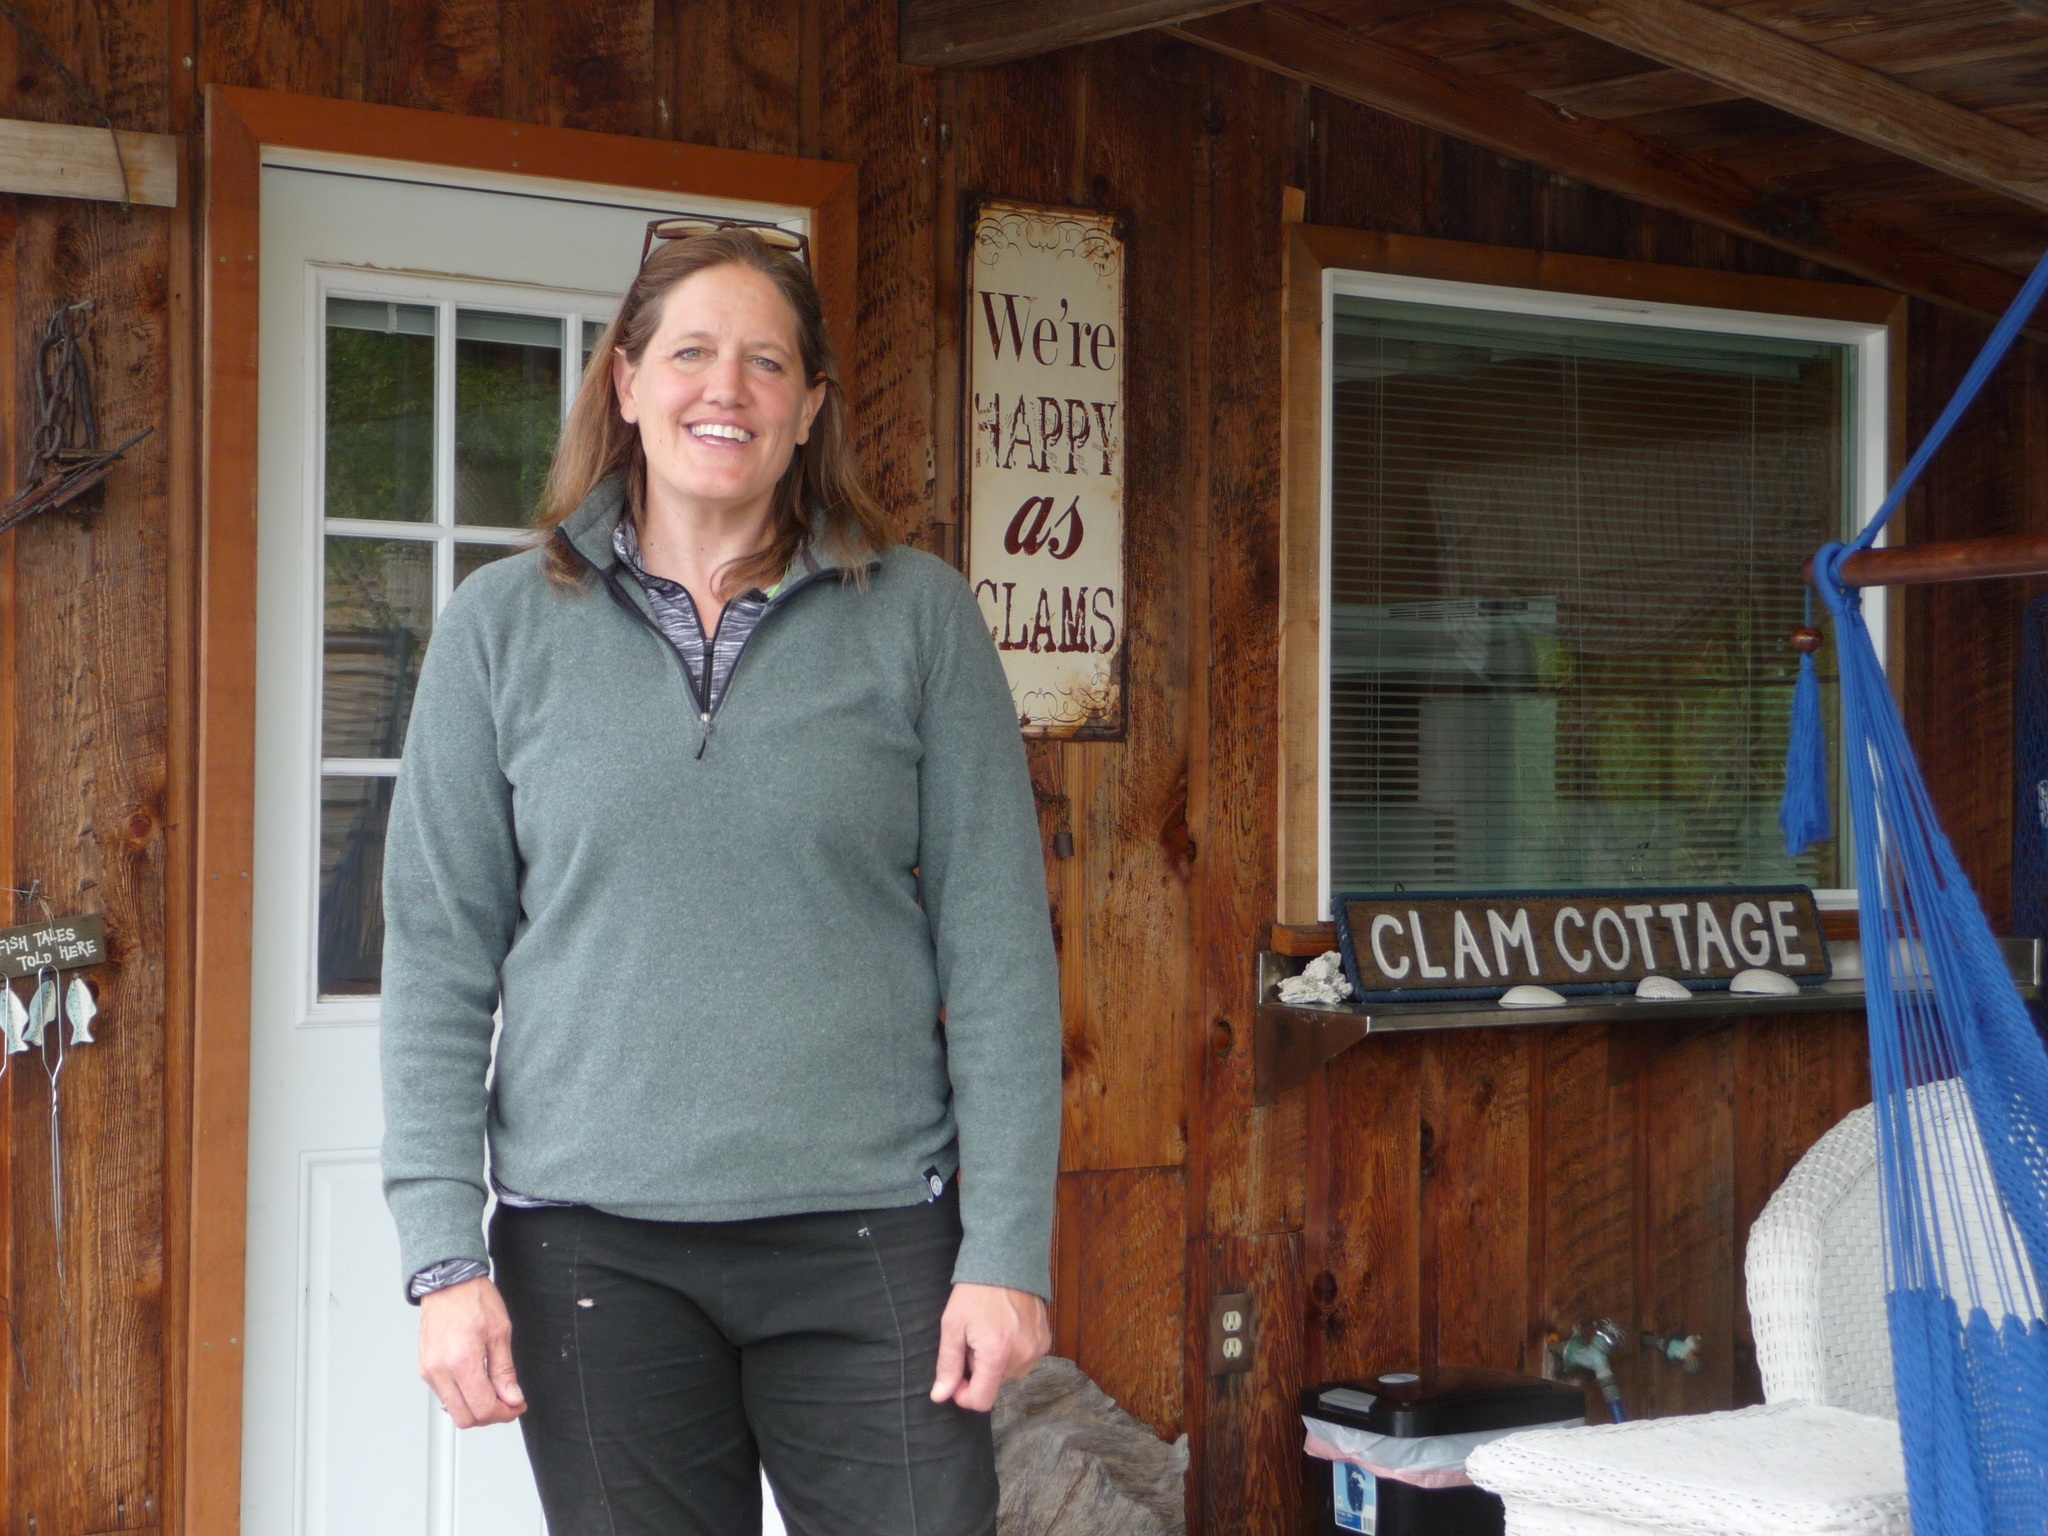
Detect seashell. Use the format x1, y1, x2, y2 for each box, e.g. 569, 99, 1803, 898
65, 977, 96, 1045
1635, 974, 1690, 1001
1277, 951, 1354, 1006
1499, 984, 1567, 1009
23, 979, 55, 1047
1731, 967, 1799, 996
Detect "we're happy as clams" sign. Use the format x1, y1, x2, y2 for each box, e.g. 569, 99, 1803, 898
964, 198, 1125, 739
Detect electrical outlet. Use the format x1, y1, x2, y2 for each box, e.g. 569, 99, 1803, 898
1208, 1291, 1254, 1376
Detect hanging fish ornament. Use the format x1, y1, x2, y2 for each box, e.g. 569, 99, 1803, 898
2, 978, 25, 1054
64, 977, 95, 1045
23, 976, 55, 1047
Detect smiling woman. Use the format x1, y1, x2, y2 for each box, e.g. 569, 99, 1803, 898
377, 223, 1063, 1536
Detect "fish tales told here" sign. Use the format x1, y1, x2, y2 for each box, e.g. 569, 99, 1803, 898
965, 198, 1125, 739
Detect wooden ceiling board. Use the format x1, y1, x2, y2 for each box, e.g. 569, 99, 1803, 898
1982, 102, 2048, 135
1287, 0, 1448, 27
1821, 20, 2048, 78
1347, 4, 1555, 55
1431, 32, 1668, 92
1852, 219, 2048, 274
1844, 183, 2046, 221
1611, 96, 1822, 152
1763, 155, 1966, 204
1534, 67, 1746, 119
1891, 58, 2048, 115
1704, 122, 1925, 179
1716, 0, 2016, 42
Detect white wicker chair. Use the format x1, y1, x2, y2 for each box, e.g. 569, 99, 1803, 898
1466, 1100, 1912, 1535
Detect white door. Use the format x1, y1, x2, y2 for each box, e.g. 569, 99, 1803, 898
248, 159, 802, 1536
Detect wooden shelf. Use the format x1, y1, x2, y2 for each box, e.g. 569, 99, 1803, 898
1252, 940, 2044, 1104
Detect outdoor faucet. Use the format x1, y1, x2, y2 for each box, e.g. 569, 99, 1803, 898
1556, 1318, 1627, 1422
1642, 1329, 1705, 1373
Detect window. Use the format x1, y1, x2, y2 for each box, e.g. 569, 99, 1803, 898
315, 278, 610, 998
1276, 231, 1899, 922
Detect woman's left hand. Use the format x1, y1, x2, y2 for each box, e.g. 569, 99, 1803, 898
929, 1282, 1051, 1412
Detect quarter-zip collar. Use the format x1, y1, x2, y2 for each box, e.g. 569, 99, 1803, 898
551, 477, 881, 757
555, 475, 876, 593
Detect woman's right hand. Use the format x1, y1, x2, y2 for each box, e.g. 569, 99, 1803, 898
419, 1276, 527, 1427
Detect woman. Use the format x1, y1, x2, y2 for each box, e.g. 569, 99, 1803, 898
379, 225, 1061, 1535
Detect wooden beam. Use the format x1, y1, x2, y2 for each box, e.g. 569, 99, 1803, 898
899, 0, 1247, 68
0, 117, 178, 206
1170, 5, 2033, 328
1813, 531, 2048, 588
1502, 0, 2048, 218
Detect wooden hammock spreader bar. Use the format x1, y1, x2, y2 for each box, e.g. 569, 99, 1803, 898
1805, 532, 2048, 589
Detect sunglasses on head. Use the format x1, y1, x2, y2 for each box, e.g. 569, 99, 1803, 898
639, 215, 811, 270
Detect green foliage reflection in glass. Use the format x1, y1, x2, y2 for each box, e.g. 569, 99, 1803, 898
325, 299, 435, 523
456, 309, 563, 528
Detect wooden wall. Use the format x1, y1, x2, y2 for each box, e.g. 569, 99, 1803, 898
0, 4, 2032, 1534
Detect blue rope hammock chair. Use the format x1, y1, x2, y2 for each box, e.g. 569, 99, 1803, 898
1781, 255, 2048, 1535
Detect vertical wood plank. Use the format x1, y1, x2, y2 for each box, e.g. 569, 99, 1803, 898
821, 0, 937, 544
1198, 1232, 1305, 1536
1052, 1170, 1084, 1361
1537, 1024, 1637, 1422
512, 0, 657, 134
1422, 1029, 1532, 1372
1904, 303, 2027, 928
368, 0, 504, 117
1304, 1036, 1424, 1385
665, 0, 801, 152
1050, 31, 1196, 1173
9, 194, 171, 1536
201, 0, 371, 97
1634, 1025, 1737, 1418
0, 194, 15, 1536
1069, 1166, 1188, 1439
1731, 1012, 1869, 1402
1195, 48, 1306, 1241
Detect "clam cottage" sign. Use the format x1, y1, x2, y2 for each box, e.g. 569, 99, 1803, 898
964, 198, 1125, 738
1333, 886, 1831, 1000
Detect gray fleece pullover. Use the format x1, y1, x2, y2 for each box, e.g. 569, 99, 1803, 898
379, 480, 1062, 1298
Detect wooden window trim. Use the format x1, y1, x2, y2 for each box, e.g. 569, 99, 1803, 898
177, 85, 856, 1536
1276, 215, 1908, 925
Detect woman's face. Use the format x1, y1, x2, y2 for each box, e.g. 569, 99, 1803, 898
612, 262, 827, 522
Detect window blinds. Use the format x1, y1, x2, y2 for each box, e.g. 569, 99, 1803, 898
1327, 295, 1850, 896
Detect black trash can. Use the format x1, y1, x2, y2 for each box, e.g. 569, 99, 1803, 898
1302, 1366, 1586, 1535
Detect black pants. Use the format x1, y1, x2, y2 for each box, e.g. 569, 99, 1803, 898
490, 1190, 998, 1536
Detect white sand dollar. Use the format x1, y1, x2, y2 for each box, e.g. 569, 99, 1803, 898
1635, 974, 1690, 1001
1499, 984, 1567, 1009
1731, 967, 1800, 996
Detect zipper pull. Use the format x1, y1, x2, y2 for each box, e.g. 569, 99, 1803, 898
696, 710, 713, 760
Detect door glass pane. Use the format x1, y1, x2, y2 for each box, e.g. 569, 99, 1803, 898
456, 541, 519, 588
318, 774, 396, 996
325, 299, 435, 523
1327, 295, 1850, 893
456, 309, 563, 529
324, 536, 433, 759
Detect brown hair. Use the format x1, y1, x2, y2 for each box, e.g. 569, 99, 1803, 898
536, 228, 891, 592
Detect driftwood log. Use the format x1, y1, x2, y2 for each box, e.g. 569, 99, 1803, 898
992, 1357, 1189, 1536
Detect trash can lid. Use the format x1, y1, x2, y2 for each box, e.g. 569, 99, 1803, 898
1300, 1366, 1585, 1438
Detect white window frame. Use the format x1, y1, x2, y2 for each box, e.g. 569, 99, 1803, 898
302, 264, 618, 1025
1316, 268, 1890, 921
